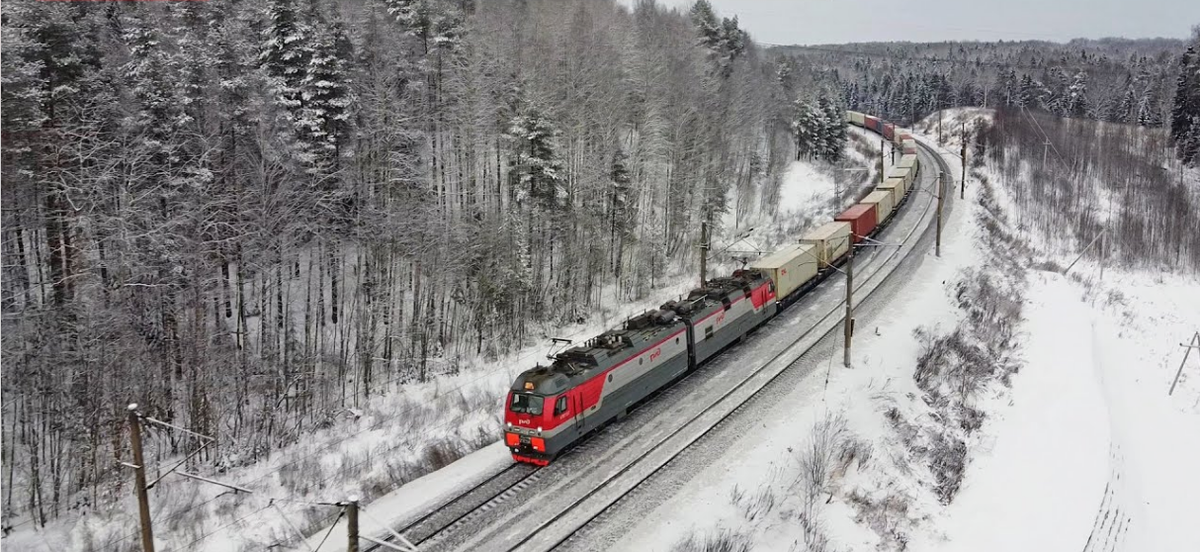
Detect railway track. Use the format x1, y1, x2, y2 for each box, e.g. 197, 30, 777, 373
364, 138, 955, 552
496, 139, 955, 552
363, 464, 540, 550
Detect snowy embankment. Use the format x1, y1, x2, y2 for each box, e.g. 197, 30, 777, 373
611, 110, 1200, 552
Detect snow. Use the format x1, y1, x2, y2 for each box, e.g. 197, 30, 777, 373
294, 442, 513, 550
910, 275, 1109, 552
775, 158, 840, 218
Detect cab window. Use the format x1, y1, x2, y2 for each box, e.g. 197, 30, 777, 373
554, 396, 569, 416
510, 393, 543, 416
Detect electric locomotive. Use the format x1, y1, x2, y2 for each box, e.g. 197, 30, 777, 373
504, 270, 776, 465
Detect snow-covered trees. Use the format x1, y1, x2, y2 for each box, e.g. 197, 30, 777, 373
1170, 42, 1200, 165
780, 38, 1179, 128
0, 0, 793, 529
790, 95, 846, 163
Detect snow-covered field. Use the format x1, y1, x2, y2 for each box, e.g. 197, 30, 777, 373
605, 111, 1200, 552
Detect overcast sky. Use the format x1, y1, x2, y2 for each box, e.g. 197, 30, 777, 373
623, 0, 1199, 45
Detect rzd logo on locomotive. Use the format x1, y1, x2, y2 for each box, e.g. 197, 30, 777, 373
649, 348, 662, 361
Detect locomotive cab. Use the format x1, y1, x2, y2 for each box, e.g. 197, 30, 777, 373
504, 368, 573, 466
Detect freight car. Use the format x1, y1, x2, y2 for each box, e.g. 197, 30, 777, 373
504, 111, 922, 466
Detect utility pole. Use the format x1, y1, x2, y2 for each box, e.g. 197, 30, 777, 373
1042, 140, 1050, 169
880, 139, 886, 183
961, 121, 967, 200
844, 246, 854, 368
346, 496, 360, 552
936, 171, 945, 257
699, 218, 708, 286
1169, 332, 1200, 396
128, 404, 155, 552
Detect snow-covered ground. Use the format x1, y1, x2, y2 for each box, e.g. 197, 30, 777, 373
605, 111, 1200, 552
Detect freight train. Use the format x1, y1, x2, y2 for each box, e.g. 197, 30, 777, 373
503, 111, 921, 466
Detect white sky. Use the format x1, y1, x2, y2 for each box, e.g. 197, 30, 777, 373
620, 0, 1199, 45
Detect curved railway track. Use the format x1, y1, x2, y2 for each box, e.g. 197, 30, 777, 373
364, 137, 957, 552
496, 140, 957, 552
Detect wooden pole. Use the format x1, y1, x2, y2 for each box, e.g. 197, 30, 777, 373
128, 404, 155, 552
346, 497, 360, 552
843, 247, 854, 368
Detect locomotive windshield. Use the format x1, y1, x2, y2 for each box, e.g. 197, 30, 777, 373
510, 393, 543, 415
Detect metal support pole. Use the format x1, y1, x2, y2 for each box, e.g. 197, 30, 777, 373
700, 218, 708, 286
936, 172, 944, 257
843, 248, 854, 368
346, 497, 360, 552
961, 121, 967, 200
128, 405, 155, 552
1169, 333, 1200, 396
880, 140, 885, 184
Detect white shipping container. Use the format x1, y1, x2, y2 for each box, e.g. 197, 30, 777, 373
862, 190, 895, 223
878, 180, 904, 206
751, 244, 819, 299
846, 111, 866, 126
800, 221, 852, 267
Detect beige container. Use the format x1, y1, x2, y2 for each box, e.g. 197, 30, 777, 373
846, 111, 866, 126
878, 180, 904, 206
862, 190, 895, 223
752, 244, 819, 299
898, 155, 919, 185
800, 221, 852, 267
888, 167, 911, 189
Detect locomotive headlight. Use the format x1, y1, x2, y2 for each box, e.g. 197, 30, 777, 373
537, 426, 543, 434
507, 421, 512, 428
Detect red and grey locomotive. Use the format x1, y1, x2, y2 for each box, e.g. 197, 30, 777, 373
503, 270, 776, 465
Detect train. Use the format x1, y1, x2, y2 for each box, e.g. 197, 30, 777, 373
503, 111, 921, 466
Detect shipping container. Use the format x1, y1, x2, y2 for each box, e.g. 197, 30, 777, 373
888, 166, 913, 189
902, 139, 917, 154
835, 204, 878, 243
864, 115, 880, 133
898, 154, 919, 183
878, 179, 904, 206
751, 244, 819, 299
800, 221, 852, 267
882, 123, 895, 141
846, 111, 866, 127
861, 190, 895, 223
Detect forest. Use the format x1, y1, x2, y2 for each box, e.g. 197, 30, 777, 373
776, 37, 1188, 130
0, 0, 798, 529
